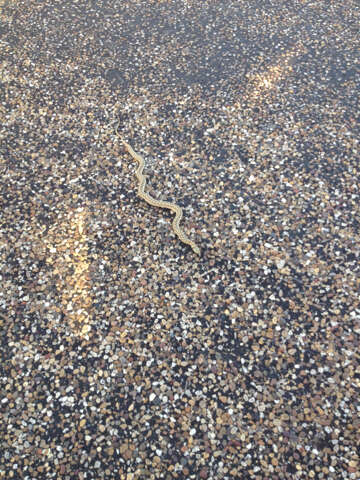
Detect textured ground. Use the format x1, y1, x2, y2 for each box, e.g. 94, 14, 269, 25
0, 0, 359, 479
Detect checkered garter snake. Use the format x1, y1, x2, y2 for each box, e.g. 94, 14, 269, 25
115, 122, 200, 255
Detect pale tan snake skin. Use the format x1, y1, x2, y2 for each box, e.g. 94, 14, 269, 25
115, 122, 200, 255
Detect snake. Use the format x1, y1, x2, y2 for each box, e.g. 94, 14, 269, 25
115, 122, 200, 255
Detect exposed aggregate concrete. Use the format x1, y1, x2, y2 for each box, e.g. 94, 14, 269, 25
0, 0, 359, 479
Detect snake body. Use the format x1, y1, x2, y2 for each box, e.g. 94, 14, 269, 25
116, 123, 200, 255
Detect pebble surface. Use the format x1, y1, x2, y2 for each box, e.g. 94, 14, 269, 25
1, 0, 359, 479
